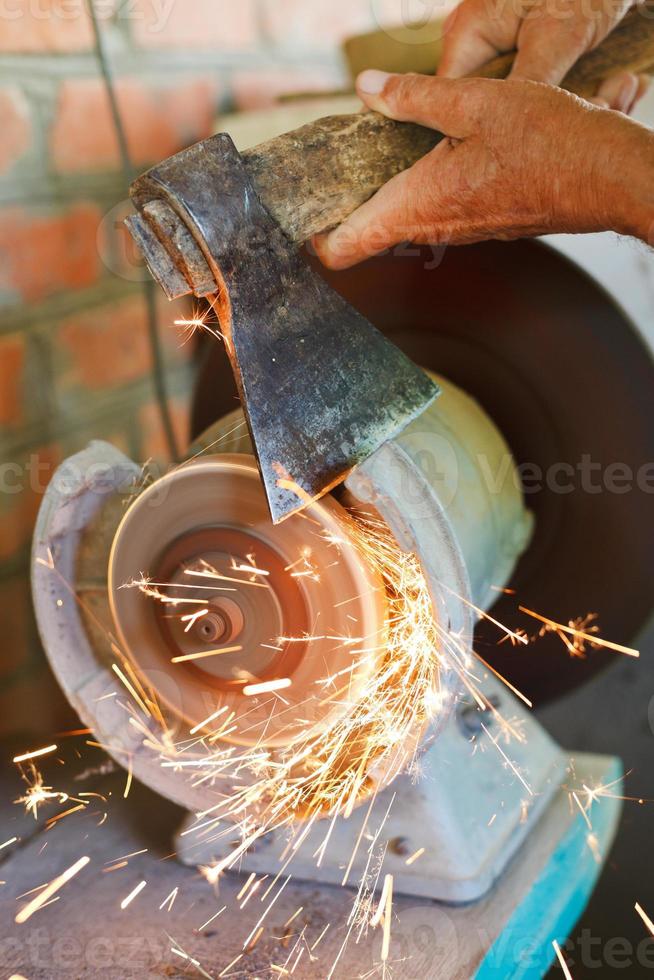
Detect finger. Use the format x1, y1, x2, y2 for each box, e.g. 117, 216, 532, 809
630, 73, 651, 113
510, 20, 594, 85
313, 148, 452, 270
438, 16, 502, 78
438, 1, 521, 78
356, 70, 487, 138
596, 71, 639, 112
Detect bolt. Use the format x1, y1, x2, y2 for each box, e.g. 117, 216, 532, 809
195, 611, 228, 645
457, 695, 501, 737
389, 836, 411, 857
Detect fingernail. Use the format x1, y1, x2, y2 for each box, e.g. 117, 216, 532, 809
357, 70, 391, 96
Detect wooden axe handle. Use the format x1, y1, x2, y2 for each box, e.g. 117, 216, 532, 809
243, 4, 654, 243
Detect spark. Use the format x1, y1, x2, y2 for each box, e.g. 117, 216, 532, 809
404, 847, 425, 866
552, 940, 573, 978
520, 607, 639, 658
111, 663, 151, 716
219, 953, 243, 977
168, 936, 214, 980
171, 645, 243, 664
13, 744, 57, 764
586, 832, 602, 863
45, 803, 86, 827
236, 872, 257, 901
15, 766, 70, 819
15, 855, 90, 923
243, 678, 292, 697
174, 309, 224, 344
380, 874, 393, 962
231, 559, 270, 577
636, 902, 654, 936
473, 652, 533, 708
123, 761, 133, 799
284, 906, 304, 928
103, 861, 128, 873
160, 886, 178, 912
181, 608, 209, 632
311, 923, 330, 951
190, 705, 229, 735
481, 723, 533, 796
106, 848, 148, 863
120, 879, 147, 909
199, 905, 226, 930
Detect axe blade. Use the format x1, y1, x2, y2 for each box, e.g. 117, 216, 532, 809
231, 265, 440, 523
128, 134, 439, 523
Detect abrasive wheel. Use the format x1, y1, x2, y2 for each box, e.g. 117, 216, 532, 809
108, 455, 387, 748
192, 239, 654, 705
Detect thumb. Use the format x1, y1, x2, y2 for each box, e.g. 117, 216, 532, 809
314, 71, 484, 269
353, 69, 478, 137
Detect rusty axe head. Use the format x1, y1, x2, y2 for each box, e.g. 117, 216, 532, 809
126, 134, 438, 523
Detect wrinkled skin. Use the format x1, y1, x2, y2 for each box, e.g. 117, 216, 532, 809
314, 0, 654, 270
438, 0, 649, 110
314, 72, 654, 270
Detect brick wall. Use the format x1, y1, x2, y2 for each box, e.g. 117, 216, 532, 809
0, 0, 412, 737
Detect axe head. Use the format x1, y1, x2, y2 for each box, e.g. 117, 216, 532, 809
127, 134, 439, 523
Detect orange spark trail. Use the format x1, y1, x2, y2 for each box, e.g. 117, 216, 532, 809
120, 880, 147, 909
243, 678, 292, 696
13, 744, 57, 764
552, 940, 573, 978
520, 607, 639, 657
405, 847, 425, 866
636, 902, 654, 936
171, 645, 243, 664
15, 855, 90, 923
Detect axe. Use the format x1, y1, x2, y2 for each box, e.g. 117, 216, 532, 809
126, 8, 654, 523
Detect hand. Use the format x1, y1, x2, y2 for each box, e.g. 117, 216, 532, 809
439, 0, 649, 112
313, 71, 654, 270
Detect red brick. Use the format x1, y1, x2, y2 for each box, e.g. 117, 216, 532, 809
51, 77, 220, 173
0, 0, 96, 53
0, 443, 62, 563
231, 67, 342, 111
138, 396, 190, 463
57, 296, 150, 391
0, 87, 31, 174
131, 0, 258, 49
57, 294, 192, 393
0, 334, 25, 426
261, 0, 374, 49
0, 205, 101, 304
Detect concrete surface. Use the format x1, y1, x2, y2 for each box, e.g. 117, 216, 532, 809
0, 611, 652, 980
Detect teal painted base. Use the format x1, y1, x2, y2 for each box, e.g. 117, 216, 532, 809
475, 756, 622, 980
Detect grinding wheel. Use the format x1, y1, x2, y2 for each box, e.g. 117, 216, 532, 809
192, 239, 654, 705
108, 455, 386, 748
